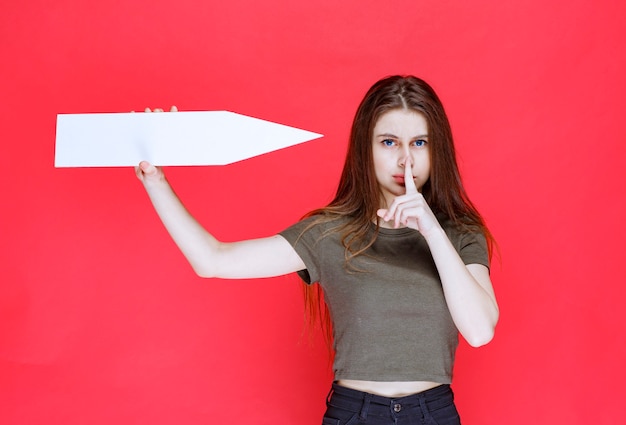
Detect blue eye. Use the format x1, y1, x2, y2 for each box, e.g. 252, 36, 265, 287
413, 139, 427, 147
382, 139, 395, 147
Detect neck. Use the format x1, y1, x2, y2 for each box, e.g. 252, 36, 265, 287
375, 217, 407, 229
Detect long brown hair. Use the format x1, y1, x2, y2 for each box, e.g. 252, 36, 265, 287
303, 75, 494, 349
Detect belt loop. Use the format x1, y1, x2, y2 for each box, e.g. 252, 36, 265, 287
418, 394, 434, 423
359, 393, 372, 420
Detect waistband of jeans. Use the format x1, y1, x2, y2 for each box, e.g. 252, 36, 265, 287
330, 382, 452, 405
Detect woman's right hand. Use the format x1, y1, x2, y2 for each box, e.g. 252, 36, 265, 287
135, 161, 165, 185
134, 105, 177, 185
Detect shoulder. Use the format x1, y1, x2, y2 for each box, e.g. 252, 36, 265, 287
437, 215, 489, 265
437, 214, 484, 240
280, 214, 347, 242
278, 214, 349, 285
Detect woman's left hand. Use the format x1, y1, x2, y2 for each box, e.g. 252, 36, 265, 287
376, 157, 441, 237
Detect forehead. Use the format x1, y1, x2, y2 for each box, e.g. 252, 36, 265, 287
373, 109, 428, 135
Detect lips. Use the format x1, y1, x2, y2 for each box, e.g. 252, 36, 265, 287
393, 175, 406, 184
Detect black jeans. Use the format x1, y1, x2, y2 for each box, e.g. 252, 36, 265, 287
322, 383, 461, 425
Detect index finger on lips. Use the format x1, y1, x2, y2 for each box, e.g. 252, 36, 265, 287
404, 156, 418, 195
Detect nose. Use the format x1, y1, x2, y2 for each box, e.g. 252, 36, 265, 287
399, 154, 413, 169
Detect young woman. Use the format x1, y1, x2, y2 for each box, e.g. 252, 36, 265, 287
136, 75, 498, 425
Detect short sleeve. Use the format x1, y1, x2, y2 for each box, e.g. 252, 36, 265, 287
457, 230, 490, 269
279, 217, 323, 284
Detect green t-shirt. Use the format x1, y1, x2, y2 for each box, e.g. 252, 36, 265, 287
280, 215, 489, 383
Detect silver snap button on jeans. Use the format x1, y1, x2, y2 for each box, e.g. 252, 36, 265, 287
393, 403, 402, 412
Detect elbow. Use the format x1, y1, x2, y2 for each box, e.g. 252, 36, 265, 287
465, 306, 499, 347
465, 329, 495, 348
463, 318, 498, 347
195, 268, 217, 279
195, 270, 213, 279
186, 248, 221, 278
191, 242, 224, 279
190, 262, 216, 279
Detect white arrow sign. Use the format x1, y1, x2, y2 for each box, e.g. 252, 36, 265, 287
54, 111, 323, 167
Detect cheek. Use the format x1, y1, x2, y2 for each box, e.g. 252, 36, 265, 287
372, 154, 386, 174
416, 159, 432, 182
418, 152, 431, 171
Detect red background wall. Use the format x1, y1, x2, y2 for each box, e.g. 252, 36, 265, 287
1, 0, 625, 423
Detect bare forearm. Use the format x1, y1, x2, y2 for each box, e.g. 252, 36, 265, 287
424, 227, 499, 347
142, 176, 220, 277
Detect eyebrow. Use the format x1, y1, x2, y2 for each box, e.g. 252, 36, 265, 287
376, 133, 429, 139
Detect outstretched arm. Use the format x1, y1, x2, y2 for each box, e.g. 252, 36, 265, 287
136, 161, 305, 279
